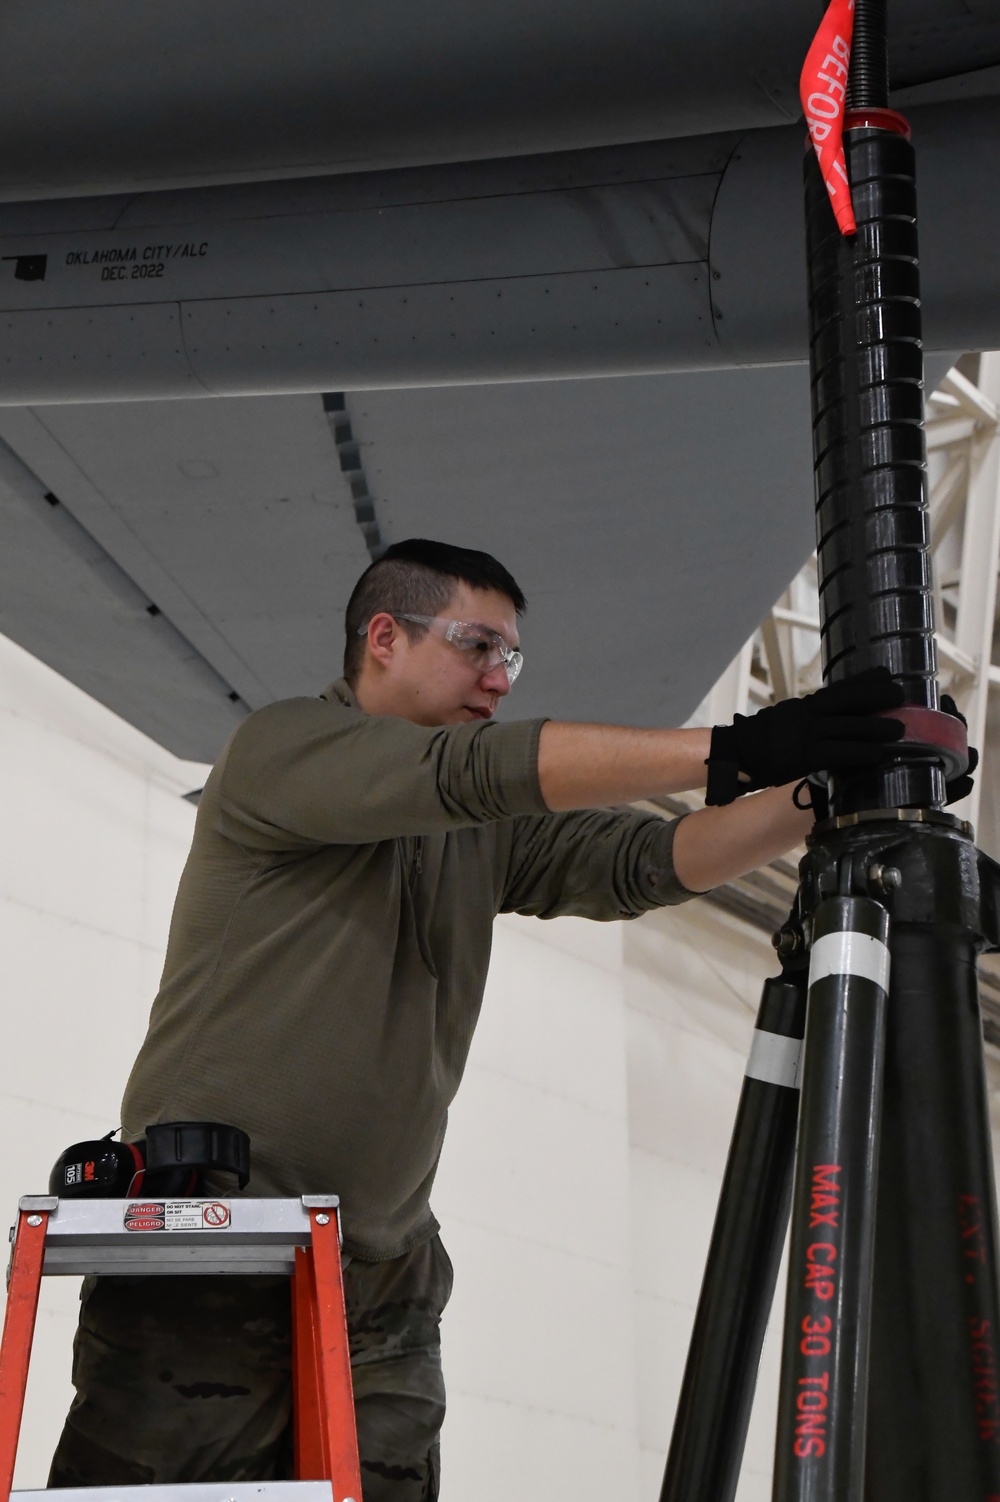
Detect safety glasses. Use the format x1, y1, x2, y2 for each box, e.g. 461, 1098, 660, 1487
360, 613, 523, 684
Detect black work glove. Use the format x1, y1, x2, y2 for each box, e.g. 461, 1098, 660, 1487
940, 694, 979, 804
705, 667, 906, 806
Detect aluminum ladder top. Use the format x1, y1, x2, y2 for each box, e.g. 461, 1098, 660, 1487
0, 1194, 361, 1502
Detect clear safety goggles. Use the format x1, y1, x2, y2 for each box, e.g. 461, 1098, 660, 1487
361, 613, 523, 684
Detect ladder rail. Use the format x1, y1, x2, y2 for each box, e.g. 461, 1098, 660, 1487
0, 1212, 47, 1502
304, 1210, 361, 1499
293, 1246, 326, 1481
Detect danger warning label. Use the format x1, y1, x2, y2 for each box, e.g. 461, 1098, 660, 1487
123, 1201, 232, 1232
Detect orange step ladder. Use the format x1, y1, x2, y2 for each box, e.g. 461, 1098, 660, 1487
0, 1193, 362, 1502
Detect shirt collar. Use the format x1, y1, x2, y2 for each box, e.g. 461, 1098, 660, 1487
321, 678, 362, 712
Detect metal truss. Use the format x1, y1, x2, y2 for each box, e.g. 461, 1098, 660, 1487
679, 351, 1000, 1039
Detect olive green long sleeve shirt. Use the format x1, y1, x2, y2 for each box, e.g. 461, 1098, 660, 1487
121, 681, 695, 1260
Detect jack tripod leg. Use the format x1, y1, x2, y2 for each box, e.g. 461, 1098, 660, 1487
660, 964, 807, 1502
866, 924, 1000, 1495
774, 894, 890, 1502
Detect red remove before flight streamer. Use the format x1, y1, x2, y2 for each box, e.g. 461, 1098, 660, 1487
801, 0, 856, 235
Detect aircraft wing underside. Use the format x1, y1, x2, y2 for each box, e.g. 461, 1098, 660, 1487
0, 367, 837, 761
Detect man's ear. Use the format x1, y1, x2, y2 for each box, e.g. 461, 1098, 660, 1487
365, 612, 400, 670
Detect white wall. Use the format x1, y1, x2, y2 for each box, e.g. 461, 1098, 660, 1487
4, 634, 1000, 1501
0, 633, 206, 1488
434, 916, 639, 1501
436, 897, 787, 1502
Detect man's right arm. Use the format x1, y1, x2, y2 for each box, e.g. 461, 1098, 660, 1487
536, 721, 713, 809
536, 666, 907, 811
217, 696, 550, 848
222, 707, 716, 851
217, 671, 904, 852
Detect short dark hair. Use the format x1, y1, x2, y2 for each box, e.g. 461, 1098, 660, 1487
343, 538, 527, 684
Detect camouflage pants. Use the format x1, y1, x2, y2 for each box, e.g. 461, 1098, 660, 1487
49, 1235, 453, 1502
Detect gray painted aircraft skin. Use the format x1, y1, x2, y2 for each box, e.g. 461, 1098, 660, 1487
0, 4, 996, 758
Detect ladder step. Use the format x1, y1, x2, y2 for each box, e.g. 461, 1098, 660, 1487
11, 1197, 340, 1279
11, 1485, 338, 1502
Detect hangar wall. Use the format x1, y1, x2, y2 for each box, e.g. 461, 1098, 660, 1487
0, 631, 208, 1487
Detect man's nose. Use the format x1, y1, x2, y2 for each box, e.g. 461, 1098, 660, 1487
481, 662, 511, 696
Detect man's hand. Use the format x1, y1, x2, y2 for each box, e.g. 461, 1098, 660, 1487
704, 668, 906, 806
941, 693, 979, 804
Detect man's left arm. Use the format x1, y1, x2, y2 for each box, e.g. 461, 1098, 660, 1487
499, 783, 811, 920
671, 783, 813, 894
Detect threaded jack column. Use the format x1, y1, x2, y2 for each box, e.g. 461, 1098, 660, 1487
805, 17, 943, 813
845, 0, 888, 112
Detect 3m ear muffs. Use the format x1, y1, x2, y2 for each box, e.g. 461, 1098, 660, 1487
49, 1132, 145, 1197
48, 1122, 251, 1198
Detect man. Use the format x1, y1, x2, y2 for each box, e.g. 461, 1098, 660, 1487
50, 538, 905, 1499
